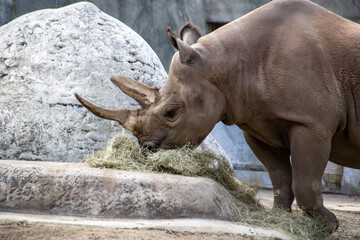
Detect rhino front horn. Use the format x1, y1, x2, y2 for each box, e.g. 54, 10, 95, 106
74, 93, 138, 132
110, 76, 158, 108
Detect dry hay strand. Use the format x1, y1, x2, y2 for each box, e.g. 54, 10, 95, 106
85, 132, 333, 240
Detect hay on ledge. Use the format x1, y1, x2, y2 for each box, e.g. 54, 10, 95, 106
85, 132, 332, 240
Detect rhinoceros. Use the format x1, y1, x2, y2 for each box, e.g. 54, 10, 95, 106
75, 0, 360, 229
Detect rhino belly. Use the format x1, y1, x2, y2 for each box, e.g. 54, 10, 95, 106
330, 137, 360, 169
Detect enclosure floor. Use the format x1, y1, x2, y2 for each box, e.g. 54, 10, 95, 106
257, 189, 360, 212
0, 211, 290, 240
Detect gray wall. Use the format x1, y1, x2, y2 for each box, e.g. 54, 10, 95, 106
0, 0, 209, 71
0, 0, 274, 70
1, 0, 359, 70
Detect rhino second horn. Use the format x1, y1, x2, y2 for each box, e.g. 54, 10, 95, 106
176, 39, 200, 64
110, 76, 158, 108
74, 93, 138, 132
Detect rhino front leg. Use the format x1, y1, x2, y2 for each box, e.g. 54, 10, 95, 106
290, 125, 338, 231
243, 132, 294, 211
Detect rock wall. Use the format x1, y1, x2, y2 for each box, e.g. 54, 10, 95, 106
0, 0, 12, 26
0, 1, 359, 70
0, 0, 207, 71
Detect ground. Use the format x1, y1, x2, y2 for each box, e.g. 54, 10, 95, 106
0, 222, 266, 240
1, 190, 359, 240
257, 190, 360, 239
333, 210, 360, 239
0, 210, 359, 240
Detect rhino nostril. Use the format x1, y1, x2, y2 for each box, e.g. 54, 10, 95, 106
143, 144, 153, 151
141, 142, 157, 153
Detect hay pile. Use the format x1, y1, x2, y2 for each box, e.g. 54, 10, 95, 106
85, 133, 333, 240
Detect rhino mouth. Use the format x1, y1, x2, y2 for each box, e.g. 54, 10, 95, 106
141, 142, 160, 152
138, 133, 200, 152
140, 140, 182, 153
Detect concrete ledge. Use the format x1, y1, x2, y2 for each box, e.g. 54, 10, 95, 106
0, 160, 237, 220
234, 169, 272, 189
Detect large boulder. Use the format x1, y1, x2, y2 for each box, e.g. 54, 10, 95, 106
0, 2, 165, 162
0, 2, 229, 163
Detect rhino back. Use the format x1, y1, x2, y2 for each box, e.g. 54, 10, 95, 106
199, 0, 360, 167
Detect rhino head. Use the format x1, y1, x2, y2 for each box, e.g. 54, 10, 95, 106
75, 23, 227, 151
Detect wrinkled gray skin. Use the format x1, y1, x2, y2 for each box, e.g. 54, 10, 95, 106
76, 0, 360, 230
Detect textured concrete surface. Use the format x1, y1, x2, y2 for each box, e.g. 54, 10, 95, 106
235, 170, 272, 189
0, 160, 237, 220
341, 167, 360, 195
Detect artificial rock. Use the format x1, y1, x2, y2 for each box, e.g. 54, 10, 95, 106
0, 2, 228, 162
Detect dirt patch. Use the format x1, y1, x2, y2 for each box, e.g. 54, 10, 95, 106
0, 221, 265, 240
332, 210, 360, 240
257, 190, 360, 239
0, 209, 358, 240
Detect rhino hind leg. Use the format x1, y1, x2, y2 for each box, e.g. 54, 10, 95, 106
290, 126, 339, 231
243, 132, 294, 211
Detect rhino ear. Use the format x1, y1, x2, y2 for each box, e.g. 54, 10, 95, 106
167, 27, 178, 49
179, 22, 201, 46
167, 27, 200, 65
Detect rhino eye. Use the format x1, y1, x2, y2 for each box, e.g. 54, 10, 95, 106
162, 103, 185, 122
161, 102, 185, 123
164, 108, 177, 119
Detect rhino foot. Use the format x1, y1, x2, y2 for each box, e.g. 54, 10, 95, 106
304, 206, 339, 233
